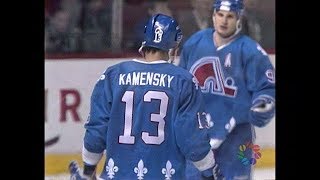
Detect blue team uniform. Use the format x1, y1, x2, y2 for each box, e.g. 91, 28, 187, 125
179, 28, 275, 179
83, 59, 214, 180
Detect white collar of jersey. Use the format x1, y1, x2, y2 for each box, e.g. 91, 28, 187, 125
133, 59, 169, 64
214, 32, 240, 51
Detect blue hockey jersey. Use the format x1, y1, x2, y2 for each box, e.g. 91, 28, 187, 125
179, 28, 275, 141
83, 59, 214, 179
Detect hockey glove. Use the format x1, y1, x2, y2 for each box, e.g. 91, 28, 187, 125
249, 98, 275, 127
69, 161, 97, 180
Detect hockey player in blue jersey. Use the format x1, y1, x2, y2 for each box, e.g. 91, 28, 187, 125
68, 14, 224, 180
178, 0, 275, 179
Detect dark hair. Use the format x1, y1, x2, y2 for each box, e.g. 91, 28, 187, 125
143, 46, 166, 54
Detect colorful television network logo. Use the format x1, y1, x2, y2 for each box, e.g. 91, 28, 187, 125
237, 142, 262, 165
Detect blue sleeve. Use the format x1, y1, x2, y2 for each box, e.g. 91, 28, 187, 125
245, 49, 275, 102
83, 71, 112, 154
243, 47, 275, 127
174, 79, 212, 162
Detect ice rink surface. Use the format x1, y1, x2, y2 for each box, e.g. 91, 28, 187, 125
45, 167, 275, 180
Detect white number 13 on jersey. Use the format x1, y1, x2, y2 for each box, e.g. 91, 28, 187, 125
119, 90, 168, 145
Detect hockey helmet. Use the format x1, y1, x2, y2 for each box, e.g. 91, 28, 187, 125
141, 13, 183, 51
213, 0, 244, 16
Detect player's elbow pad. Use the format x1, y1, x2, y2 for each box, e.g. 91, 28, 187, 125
249, 98, 275, 127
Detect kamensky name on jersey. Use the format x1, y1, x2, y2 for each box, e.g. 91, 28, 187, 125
119, 72, 174, 88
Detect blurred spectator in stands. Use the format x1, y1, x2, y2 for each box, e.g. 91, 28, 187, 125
147, 0, 172, 16
241, 0, 262, 44
174, 0, 213, 46
121, 0, 147, 52
45, 0, 62, 37
241, 0, 275, 50
45, 0, 62, 17
60, 0, 83, 32
45, 9, 80, 53
81, 0, 112, 52
255, 0, 275, 50
122, 0, 173, 51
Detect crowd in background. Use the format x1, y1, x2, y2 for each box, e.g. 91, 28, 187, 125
45, 0, 275, 55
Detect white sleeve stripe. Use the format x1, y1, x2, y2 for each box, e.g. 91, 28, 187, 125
192, 150, 215, 171
210, 138, 224, 150
82, 145, 103, 165
252, 95, 275, 104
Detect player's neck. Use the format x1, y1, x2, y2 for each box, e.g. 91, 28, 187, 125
213, 31, 238, 48
144, 53, 169, 62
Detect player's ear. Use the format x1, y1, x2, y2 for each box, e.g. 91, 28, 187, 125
236, 19, 242, 30
212, 15, 216, 27
212, 10, 216, 24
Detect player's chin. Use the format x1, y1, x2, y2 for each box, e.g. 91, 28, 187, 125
217, 30, 233, 38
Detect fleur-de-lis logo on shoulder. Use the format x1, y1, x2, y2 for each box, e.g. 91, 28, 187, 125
225, 116, 236, 133
97, 69, 107, 81
134, 159, 148, 180
105, 158, 119, 179
161, 160, 175, 180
